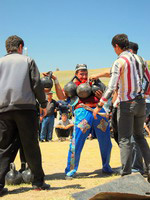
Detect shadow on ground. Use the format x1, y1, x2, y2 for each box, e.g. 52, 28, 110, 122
51, 184, 85, 190
45, 167, 121, 181
7, 187, 32, 195
5, 184, 84, 196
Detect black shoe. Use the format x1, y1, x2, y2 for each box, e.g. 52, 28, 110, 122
32, 182, 50, 190
102, 170, 115, 175
40, 139, 44, 142
147, 172, 150, 183
0, 188, 8, 196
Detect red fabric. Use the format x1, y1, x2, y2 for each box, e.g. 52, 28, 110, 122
74, 81, 99, 104
121, 56, 132, 100
145, 67, 150, 95
145, 84, 150, 96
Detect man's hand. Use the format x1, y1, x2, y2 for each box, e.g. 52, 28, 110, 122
42, 72, 50, 77
89, 74, 99, 80
51, 74, 57, 80
40, 116, 43, 122
44, 88, 51, 93
105, 113, 110, 119
93, 107, 101, 119
40, 108, 47, 118
60, 125, 66, 129
42, 71, 56, 80
39, 108, 47, 122
95, 90, 103, 99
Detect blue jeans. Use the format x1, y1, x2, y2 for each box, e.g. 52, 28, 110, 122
40, 115, 55, 141
65, 107, 112, 177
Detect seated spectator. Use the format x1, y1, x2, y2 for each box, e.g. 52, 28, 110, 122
55, 113, 74, 141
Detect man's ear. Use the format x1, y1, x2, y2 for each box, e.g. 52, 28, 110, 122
115, 44, 119, 49
18, 44, 23, 54
129, 49, 133, 53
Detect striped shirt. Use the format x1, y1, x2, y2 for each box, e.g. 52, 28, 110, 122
100, 51, 150, 104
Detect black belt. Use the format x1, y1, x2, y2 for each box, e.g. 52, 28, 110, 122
120, 94, 143, 104
135, 94, 143, 100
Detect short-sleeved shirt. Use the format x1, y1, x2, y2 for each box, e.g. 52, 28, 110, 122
56, 119, 73, 127
46, 99, 59, 117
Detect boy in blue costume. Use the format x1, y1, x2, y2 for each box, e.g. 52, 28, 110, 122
51, 64, 113, 179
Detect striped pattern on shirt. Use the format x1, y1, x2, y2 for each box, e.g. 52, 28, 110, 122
100, 51, 150, 104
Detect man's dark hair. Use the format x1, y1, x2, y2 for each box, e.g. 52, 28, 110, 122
129, 41, 139, 54
111, 34, 129, 50
61, 113, 68, 117
5, 35, 24, 53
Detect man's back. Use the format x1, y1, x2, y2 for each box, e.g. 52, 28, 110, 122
111, 51, 142, 101
0, 53, 36, 112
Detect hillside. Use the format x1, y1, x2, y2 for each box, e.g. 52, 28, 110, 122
43, 59, 150, 88
42, 62, 150, 100
42, 68, 110, 100
52, 68, 110, 87
147, 60, 150, 69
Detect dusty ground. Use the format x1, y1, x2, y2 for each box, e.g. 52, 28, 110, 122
2, 134, 150, 200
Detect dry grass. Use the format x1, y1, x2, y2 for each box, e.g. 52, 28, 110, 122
42, 68, 111, 100
52, 68, 110, 86
3, 68, 148, 199
3, 132, 150, 200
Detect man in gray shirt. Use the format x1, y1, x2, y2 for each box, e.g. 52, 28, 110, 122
0, 35, 50, 195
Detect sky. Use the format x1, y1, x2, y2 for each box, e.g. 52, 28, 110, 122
0, 0, 150, 72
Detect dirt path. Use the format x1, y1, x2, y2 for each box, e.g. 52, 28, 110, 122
2, 136, 150, 200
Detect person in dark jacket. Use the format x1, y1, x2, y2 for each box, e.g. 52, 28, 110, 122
40, 91, 59, 142
0, 35, 50, 195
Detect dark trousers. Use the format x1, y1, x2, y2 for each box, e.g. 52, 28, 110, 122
55, 127, 73, 138
111, 106, 144, 174
111, 107, 119, 144
117, 98, 150, 175
20, 145, 26, 164
0, 110, 44, 189
131, 136, 144, 174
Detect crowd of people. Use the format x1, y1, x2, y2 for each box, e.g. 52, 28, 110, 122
38, 93, 73, 142
0, 33, 150, 196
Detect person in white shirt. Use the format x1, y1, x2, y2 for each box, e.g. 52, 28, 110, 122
55, 113, 74, 141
